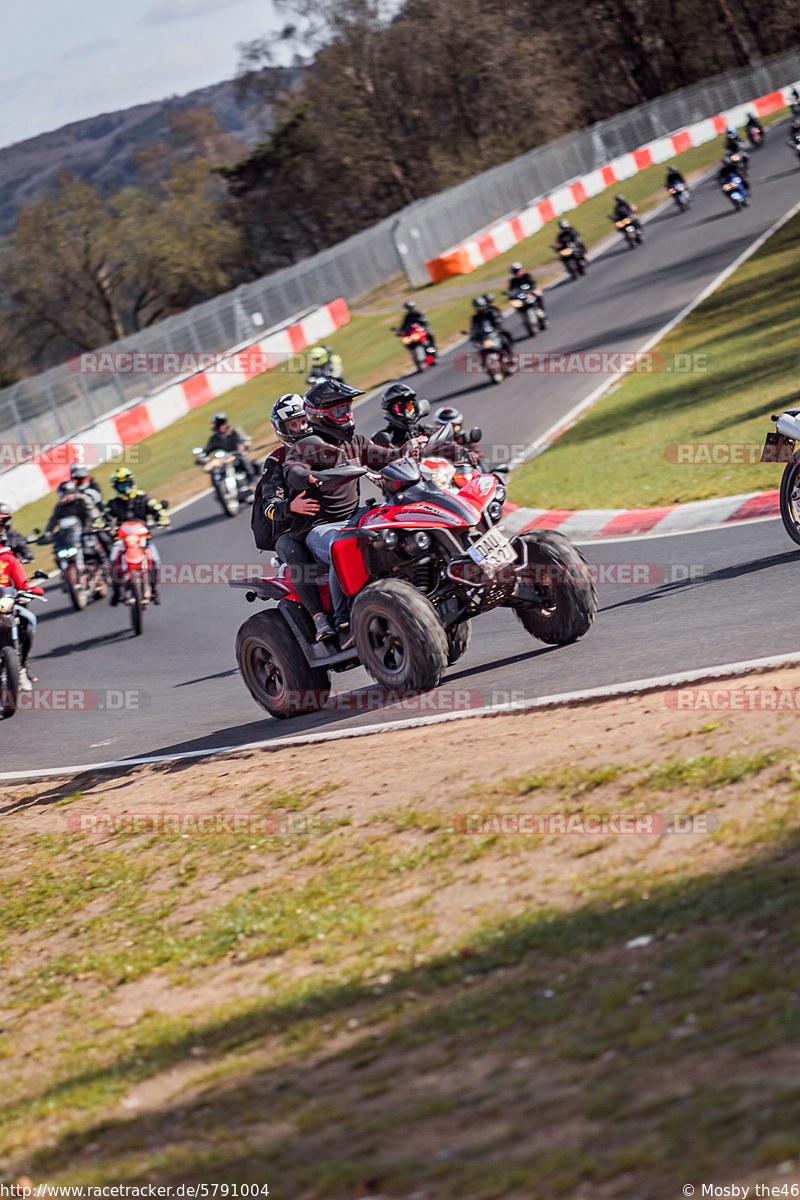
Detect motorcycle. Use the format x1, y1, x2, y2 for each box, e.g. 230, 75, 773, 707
668, 182, 691, 211
110, 519, 158, 636
32, 516, 108, 610
393, 322, 437, 371
721, 173, 749, 211
746, 124, 764, 149
466, 318, 515, 384
553, 240, 587, 279
788, 135, 800, 165
193, 448, 254, 518
230, 423, 597, 719
762, 409, 800, 545
504, 284, 547, 338
0, 573, 47, 717
612, 214, 643, 248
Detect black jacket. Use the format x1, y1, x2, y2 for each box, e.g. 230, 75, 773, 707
372, 423, 483, 466
666, 169, 685, 187
45, 493, 101, 534
399, 308, 428, 334
252, 445, 296, 548
204, 427, 249, 455
286, 433, 412, 526
106, 491, 168, 528
508, 272, 536, 292
7, 525, 33, 562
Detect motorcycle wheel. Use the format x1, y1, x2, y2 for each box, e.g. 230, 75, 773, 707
484, 353, 504, 385
0, 645, 20, 717
64, 563, 88, 611
130, 573, 144, 636
236, 609, 331, 718
511, 530, 597, 644
577, 258, 586, 276
446, 620, 472, 666
351, 578, 448, 692
216, 478, 240, 518
522, 308, 536, 338
412, 343, 427, 372
537, 310, 548, 331
779, 458, 800, 546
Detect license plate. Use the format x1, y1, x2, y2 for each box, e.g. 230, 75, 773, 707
762, 431, 795, 463
467, 528, 516, 572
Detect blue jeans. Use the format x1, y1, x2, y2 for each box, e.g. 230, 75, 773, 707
305, 522, 348, 625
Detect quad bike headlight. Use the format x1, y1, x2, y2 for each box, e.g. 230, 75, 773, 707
413, 532, 431, 551
382, 529, 399, 547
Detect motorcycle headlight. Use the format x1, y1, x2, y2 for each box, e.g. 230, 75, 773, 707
58, 548, 78, 557
382, 530, 399, 548
487, 501, 504, 523
0, 597, 14, 615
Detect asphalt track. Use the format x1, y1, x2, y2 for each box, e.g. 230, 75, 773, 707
6, 126, 800, 774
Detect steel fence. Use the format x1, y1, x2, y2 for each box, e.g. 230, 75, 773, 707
2, 45, 799, 452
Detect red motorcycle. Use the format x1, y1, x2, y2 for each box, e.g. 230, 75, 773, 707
112, 519, 154, 636
231, 426, 597, 718
396, 322, 437, 371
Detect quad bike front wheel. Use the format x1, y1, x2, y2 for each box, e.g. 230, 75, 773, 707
351, 579, 449, 692
511, 530, 597, 645
236, 609, 331, 718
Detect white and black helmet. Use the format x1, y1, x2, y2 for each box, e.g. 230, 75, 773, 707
271, 393, 309, 444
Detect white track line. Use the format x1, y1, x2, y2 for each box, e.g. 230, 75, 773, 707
6, 649, 800, 783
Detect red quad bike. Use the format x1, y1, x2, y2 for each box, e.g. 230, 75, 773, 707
231, 425, 597, 718
112, 519, 155, 636
395, 323, 437, 372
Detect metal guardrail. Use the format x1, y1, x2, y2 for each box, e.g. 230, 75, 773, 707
2, 45, 799, 452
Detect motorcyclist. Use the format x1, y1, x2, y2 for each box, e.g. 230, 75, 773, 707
787, 119, 800, 149
717, 156, 746, 190
0, 527, 44, 691
105, 468, 169, 606
372, 384, 484, 466
507, 262, 546, 312
285, 379, 428, 648
665, 164, 686, 191
307, 345, 344, 381
611, 195, 641, 230
397, 301, 437, 354
469, 295, 504, 342
554, 219, 585, 253
0, 504, 33, 563
433, 406, 485, 466
203, 413, 257, 485
42, 480, 103, 540
70, 462, 103, 501
724, 126, 742, 154
254, 394, 335, 642
745, 112, 763, 142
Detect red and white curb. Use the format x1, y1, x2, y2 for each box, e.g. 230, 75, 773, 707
426, 84, 797, 281
501, 487, 780, 541
0, 298, 350, 510
4, 649, 800, 783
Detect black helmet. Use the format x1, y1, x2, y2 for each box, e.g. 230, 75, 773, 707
434, 405, 463, 430
558, 218, 569, 230
211, 412, 228, 430
304, 378, 364, 442
271, 393, 309, 444
483, 293, 494, 303
510, 261, 522, 272
403, 300, 416, 312
472, 297, 483, 310
615, 194, 625, 203
58, 480, 77, 498
380, 383, 430, 431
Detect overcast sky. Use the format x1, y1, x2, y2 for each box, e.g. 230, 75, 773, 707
0, 0, 281, 150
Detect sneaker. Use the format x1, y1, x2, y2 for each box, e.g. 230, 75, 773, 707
18, 667, 33, 692
312, 612, 335, 642
337, 622, 355, 651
